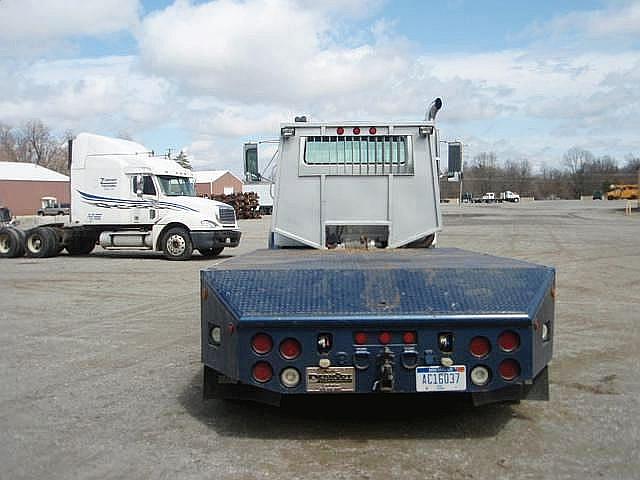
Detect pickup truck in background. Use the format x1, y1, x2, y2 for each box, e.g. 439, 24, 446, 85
37, 197, 70, 216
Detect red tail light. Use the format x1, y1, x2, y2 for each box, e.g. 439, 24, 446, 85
336, 127, 344, 135
498, 331, 520, 352
354, 332, 368, 345
251, 333, 273, 355
279, 338, 301, 360
353, 127, 361, 135
470, 336, 491, 358
369, 127, 377, 135
499, 359, 520, 380
379, 331, 392, 344
403, 331, 417, 344
252, 362, 273, 383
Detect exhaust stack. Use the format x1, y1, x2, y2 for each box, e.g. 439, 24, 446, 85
426, 97, 443, 121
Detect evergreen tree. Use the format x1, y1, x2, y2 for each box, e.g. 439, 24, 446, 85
173, 150, 192, 170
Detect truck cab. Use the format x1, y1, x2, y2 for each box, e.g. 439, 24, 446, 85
66, 133, 241, 259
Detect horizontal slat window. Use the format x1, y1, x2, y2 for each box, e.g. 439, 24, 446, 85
305, 136, 407, 166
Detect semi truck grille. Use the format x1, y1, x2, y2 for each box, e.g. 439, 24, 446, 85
219, 207, 236, 225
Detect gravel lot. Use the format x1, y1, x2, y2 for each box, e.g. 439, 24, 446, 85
1, 200, 639, 479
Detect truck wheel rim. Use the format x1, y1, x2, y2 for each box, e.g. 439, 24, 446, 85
28, 235, 42, 253
0, 233, 9, 253
167, 234, 185, 256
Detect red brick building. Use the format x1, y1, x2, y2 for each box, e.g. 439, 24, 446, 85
0, 162, 70, 216
193, 170, 243, 197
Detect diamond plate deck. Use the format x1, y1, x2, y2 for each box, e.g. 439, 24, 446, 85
201, 248, 555, 322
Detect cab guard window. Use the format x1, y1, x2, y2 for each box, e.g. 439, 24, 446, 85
301, 135, 413, 175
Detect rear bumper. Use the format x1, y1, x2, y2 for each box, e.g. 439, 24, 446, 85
191, 229, 241, 249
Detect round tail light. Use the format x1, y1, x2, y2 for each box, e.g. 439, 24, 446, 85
369, 127, 377, 135
251, 333, 273, 354
279, 338, 301, 360
499, 359, 520, 380
354, 332, 368, 345
353, 127, 361, 135
378, 331, 392, 344
403, 331, 417, 344
252, 362, 273, 383
336, 127, 344, 135
498, 331, 520, 352
280, 367, 301, 388
470, 336, 491, 358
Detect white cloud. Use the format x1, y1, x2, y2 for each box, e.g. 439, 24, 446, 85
0, 0, 140, 46
1, 0, 640, 173
540, 1, 640, 39
0, 56, 172, 133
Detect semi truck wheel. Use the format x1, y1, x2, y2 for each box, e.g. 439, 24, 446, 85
200, 247, 224, 257
65, 236, 96, 255
25, 227, 59, 258
162, 227, 193, 260
0, 227, 25, 258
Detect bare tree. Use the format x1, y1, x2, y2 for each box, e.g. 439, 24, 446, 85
16, 120, 61, 167
0, 124, 18, 162
504, 158, 532, 194
563, 147, 594, 198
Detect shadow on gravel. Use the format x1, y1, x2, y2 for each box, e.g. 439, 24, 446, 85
87, 251, 233, 261
179, 370, 514, 440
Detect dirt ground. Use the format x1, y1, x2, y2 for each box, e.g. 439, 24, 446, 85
1, 200, 638, 479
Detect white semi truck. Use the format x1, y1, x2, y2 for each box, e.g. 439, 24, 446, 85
0, 133, 241, 260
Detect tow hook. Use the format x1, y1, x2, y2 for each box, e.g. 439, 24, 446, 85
375, 347, 395, 392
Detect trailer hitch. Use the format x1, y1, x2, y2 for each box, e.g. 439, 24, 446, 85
374, 347, 395, 392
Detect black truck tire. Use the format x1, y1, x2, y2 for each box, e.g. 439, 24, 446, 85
65, 236, 96, 255
200, 247, 224, 257
162, 227, 193, 260
25, 227, 59, 258
0, 227, 25, 258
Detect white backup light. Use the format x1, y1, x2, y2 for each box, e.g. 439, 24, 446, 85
541, 323, 550, 341
280, 368, 301, 388
210, 326, 221, 344
470, 366, 490, 386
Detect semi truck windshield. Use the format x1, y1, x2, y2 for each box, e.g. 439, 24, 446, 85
158, 176, 196, 196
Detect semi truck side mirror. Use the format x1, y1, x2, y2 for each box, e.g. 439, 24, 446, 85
447, 142, 463, 182
135, 175, 144, 197
243, 143, 260, 182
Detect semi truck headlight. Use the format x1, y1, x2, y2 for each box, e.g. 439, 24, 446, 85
201, 219, 220, 228
280, 368, 300, 388
470, 366, 490, 386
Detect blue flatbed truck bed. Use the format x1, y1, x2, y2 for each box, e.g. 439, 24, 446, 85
201, 248, 555, 406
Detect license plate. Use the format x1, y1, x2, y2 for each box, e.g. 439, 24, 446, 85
306, 366, 355, 393
225, 237, 231, 244
416, 365, 467, 392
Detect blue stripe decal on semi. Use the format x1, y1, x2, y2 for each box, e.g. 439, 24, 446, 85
77, 190, 199, 212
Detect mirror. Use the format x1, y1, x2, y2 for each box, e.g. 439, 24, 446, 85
448, 142, 463, 177
135, 175, 144, 197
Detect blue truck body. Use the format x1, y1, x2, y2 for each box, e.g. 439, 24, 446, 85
201, 248, 555, 405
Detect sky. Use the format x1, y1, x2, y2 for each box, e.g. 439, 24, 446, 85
1, 0, 639, 174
